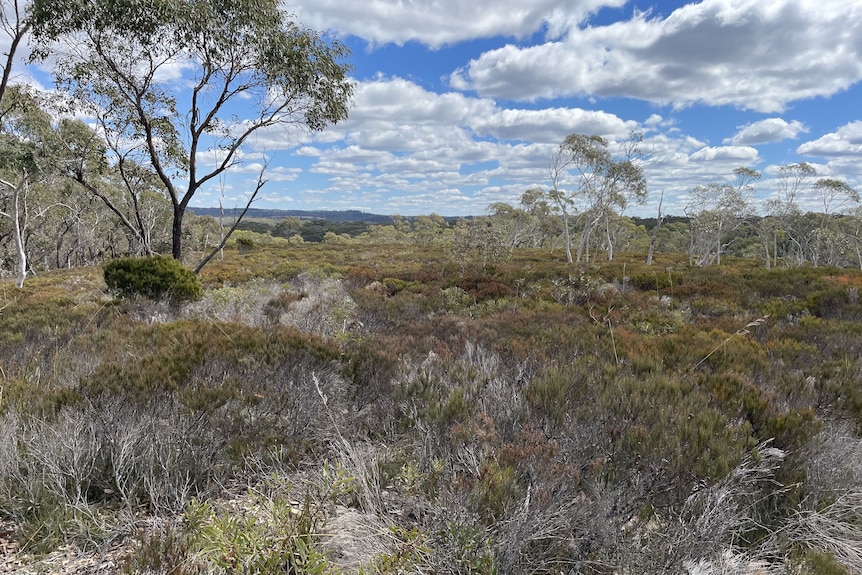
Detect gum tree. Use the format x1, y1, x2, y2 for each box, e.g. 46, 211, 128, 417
0, 1, 37, 287
1, 0, 29, 109
685, 167, 759, 267
762, 162, 815, 267
550, 132, 648, 263
0, 86, 123, 284
31, 0, 353, 270
809, 178, 859, 266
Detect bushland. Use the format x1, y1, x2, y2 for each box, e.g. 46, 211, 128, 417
1, 243, 861, 574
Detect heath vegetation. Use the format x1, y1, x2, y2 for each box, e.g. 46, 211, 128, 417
2, 238, 862, 574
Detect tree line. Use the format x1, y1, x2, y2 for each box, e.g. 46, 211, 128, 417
228, 143, 861, 271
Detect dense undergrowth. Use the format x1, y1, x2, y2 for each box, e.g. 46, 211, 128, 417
2, 243, 862, 574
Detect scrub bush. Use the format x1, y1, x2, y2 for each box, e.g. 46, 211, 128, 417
104, 256, 203, 302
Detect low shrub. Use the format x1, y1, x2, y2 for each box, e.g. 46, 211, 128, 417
455, 275, 513, 302
104, 256, 203, 302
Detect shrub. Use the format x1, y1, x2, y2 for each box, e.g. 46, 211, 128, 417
104, 256, 203, 302
235, 236, 255, 253
456, 275, 513, 302
792, 550, 851, 575
432, 521, 496, 575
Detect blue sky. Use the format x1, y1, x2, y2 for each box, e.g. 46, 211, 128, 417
10, 0, 862, 217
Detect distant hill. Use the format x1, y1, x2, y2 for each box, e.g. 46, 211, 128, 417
187, 207, 395, 223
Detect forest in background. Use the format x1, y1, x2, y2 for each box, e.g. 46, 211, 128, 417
2, 240, 862, 574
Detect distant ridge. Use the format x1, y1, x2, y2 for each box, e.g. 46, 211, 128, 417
188, 207, 394, 223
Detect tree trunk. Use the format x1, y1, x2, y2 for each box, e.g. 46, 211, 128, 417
172, 206, 185, 260
604, 215, 614, 261
12, 179, 27, 288
772, 230, 778, 267
1, 176, 29, 288
647, 191, 663, 266
561, 210, 572, 263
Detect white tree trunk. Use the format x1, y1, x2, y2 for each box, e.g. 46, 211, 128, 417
12, 179, 27, 288
0, 175, 29, 288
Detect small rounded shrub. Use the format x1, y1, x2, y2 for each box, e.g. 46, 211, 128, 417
104, 256, 203, 302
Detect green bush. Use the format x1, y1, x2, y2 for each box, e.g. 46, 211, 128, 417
104, 256, 203, 302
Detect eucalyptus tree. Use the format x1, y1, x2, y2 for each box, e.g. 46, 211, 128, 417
646, 190, 664, 266
519, 186, 561, 250
685, 167, 759, 267
0, 86, 55, 286
548, 149, 576, 262
450, 216, 508, 272
762, 162, 815, 267
0, 87, 106, 283
550, 132, 648, 263
809, 178, 860, 266
30, 0, 353, 270
1, 1, 29, 104
487, 202, 539, 252
411, 213, 447, 246
0, 1, 32, 286
840, 206, 862, 270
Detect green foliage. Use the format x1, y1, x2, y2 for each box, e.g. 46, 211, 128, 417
104, 256, 203, 302
124, 469, 354, 575
236, 220, 275, 234
603, 373, 752, 486
524, 366, 581, 427
186, 497, 329, 575
235, 235, 255, 253
792, 549, 851, 575
16, 500, 111, 555
628, 270, 685, 292
434, 522, 497, 575
121, 524, 199, 575
298, 219, 371, 242
470, 460, 521, 522
382, 277, 420, 294
455, 275, 513, 302
360, 526, 430, 574
30, 0, 354, 263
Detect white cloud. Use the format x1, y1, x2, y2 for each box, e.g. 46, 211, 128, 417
264, 167, 302, 182
282, 76, 669, 214
277, 74, 797, 216
469, 107, 638, 143
724, 118, 808, 145
798, 121, 862, 157
450, 0, 862, 112
289, 0, 626, 48
386, 188, 474, 215
689, 145, 759, 163
346, 76, 494, 126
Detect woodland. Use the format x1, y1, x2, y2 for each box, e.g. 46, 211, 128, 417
3, 1, 862, 574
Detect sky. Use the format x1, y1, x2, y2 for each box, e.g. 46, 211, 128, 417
8, 0, 862, 217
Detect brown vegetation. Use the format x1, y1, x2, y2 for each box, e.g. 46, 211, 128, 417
1, 241, 862, 574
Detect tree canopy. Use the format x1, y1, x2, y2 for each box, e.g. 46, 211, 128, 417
29, 0, 354, 266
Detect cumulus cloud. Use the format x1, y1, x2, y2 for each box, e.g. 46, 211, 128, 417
347, 76, 495, 127
449, 0, 862, 112
286, 76, 658, 211
264, 167, 303, 182
798, 121, 862, 157
289, 0, 626, 48
689, 145, 760, 163
469, 107, 638, 143
724, 118, 808, 145
275, 73, 796, 215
